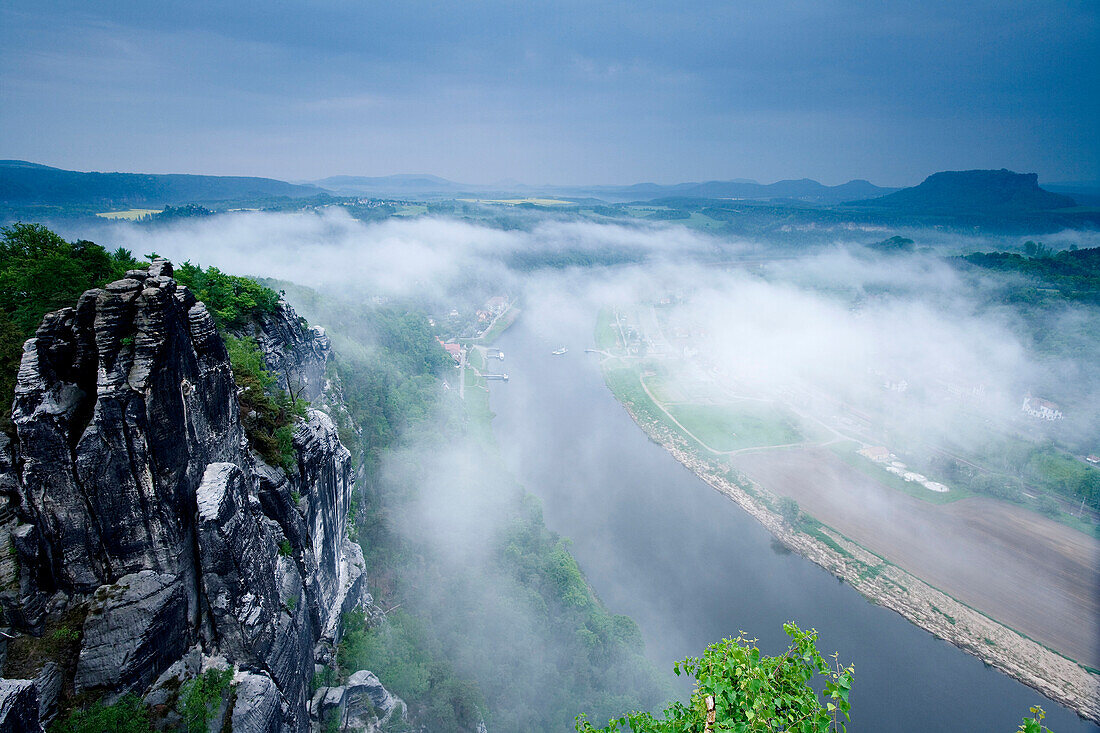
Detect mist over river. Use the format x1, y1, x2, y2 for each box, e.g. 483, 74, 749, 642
488, 314, 1099, 733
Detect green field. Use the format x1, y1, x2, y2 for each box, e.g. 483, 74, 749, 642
602, 365, 681, 434
467, 346, 485, 371
665, 402, 803, 452
643, 376, 685, 404
95, 208, 161, 220
462, 372, 495, 444
602, 365, 649, 407
685, 211, 724, 230
594, 307, 620, 350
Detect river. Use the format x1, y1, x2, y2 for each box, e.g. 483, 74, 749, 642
487, 314, 1098, 732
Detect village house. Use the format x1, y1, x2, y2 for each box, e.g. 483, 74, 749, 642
437, 338, 464, 364
1022, 395, 1064, 421
858, 446, 891, 462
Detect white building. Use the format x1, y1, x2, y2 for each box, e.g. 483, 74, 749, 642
1022, 395, 1063, 421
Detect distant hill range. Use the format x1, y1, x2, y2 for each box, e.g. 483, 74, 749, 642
311, 173, 470, 197
1043, 181, 1100, 207
848, 169, 1077, 213
0, 160, 323, 207
583, 177, 896, 203
2, 161, 1087, 221
308, 173, 899, 204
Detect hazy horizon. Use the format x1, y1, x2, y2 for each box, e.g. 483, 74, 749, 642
2, 157, 1094, 192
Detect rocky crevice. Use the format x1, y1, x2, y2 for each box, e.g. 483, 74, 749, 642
0, 259, 395, 731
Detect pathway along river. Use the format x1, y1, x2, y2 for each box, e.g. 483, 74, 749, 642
488, 316, 1098, 732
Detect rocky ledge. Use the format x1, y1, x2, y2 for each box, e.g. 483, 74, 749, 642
0, 260, 397, 731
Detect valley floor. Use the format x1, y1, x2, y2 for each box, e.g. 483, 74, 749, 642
598, 349, 1100, 723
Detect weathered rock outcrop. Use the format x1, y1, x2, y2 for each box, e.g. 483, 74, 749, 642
76, 570, 189, 693
311, 670, 405, 732
0, 259, 393, 731
12, 259, 246, 598
0, 678, 39, 730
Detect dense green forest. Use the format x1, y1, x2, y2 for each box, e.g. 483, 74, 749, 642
0, 225, 303, 457
958, 245, 1100, 305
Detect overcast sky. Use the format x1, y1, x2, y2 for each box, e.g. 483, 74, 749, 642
1, 1, 1097, 186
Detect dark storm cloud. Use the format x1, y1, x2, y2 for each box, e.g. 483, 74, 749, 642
1, 0, 1096, 184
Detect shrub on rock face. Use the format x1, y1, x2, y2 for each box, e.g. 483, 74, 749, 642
226, 334, 307, 471
178, 668, 235, 733
179, 263, 307, 473
51, 694, 152, 733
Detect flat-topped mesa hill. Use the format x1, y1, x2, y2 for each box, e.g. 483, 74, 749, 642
0, 259, 400, 731
849, 169, 1077, 213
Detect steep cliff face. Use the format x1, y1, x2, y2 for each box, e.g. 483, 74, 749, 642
0, 260, 381, 731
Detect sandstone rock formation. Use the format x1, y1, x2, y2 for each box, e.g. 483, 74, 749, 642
0, 260, 396, 731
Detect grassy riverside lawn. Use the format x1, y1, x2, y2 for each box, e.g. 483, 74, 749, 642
458, 302, 514, 443
663, 402, 804, 452
594, 307, 619, 351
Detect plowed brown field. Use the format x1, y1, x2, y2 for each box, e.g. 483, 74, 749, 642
732, 447, 1100, 668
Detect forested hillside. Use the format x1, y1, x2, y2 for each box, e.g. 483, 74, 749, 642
0, 160, 321, 208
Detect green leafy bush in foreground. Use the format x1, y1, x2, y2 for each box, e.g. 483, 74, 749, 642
1019, 706, 1054, 733
577, 624, 1058, 733
576, 623, 853, 733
